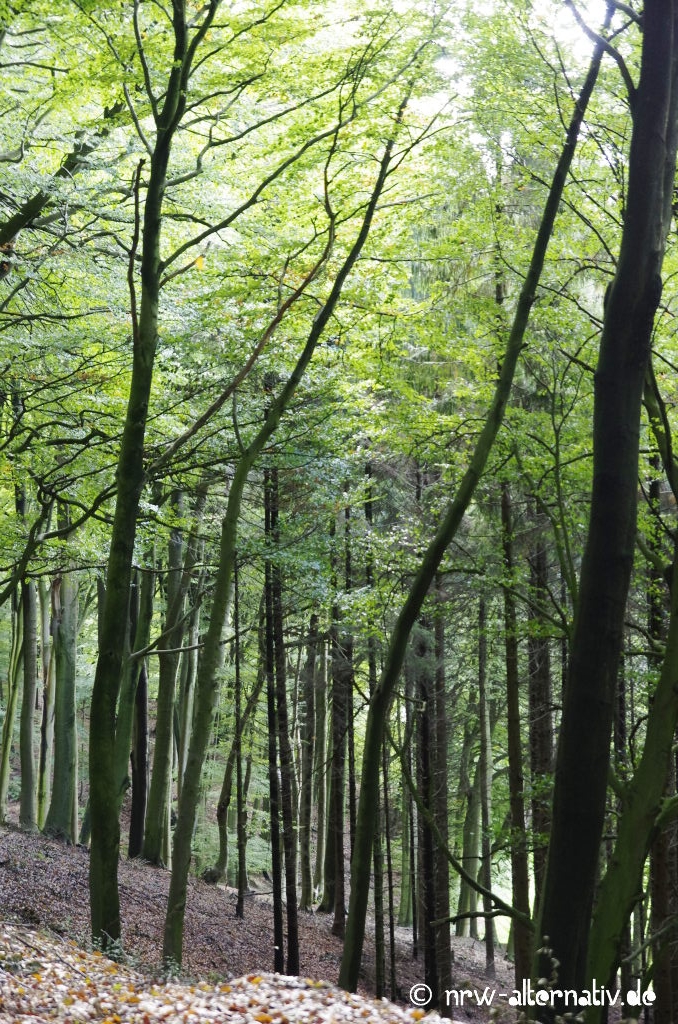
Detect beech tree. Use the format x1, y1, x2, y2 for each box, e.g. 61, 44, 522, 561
339, 20, 609, 993
537, 3, 678, 1014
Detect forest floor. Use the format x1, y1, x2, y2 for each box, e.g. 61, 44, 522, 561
0, 824, 518, 1023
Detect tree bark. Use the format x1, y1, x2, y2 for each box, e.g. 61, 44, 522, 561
128, 566, 154, 858
264, 467, 285, 974
270, 466, 300, 974
144, 491, 184, 866
477, 596, 495, 980
299, 613, 318, 911
36, 578, 54, 830
19, 576, 38, 831
527, 513, 553, 900
500, 484, 531, 984
44, 572, 79, 842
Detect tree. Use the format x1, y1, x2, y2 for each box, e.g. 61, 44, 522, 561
339, 26, 608, 990
535, 5, 678, 1009
162, 78, 420, 965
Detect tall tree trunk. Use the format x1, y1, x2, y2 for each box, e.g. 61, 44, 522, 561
44, 572, 79, 842
398, 779, 413, 928
264, 468, 285, 974
527, 513, 553, 900
382, 744, 398, 1002
312, 642, 327, 898
234, 557, 248, 919
477, 596, 494, 980
536, 9, 678, 1005
373, 790, 385, 1000
36, 578, 54, 830
270, 466, 300, 974
433, 576, 452, 1005
144, 491, 184, 865
328, 580, 350, 938
0, 589, 23, 820
414, 622, 438, 1005
500, 483, 531, 984
128, 566, 154, 858
299, 613, 318, 912
19, 576, 38, 831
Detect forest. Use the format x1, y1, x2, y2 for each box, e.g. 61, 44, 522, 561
1, 0, 678, 1022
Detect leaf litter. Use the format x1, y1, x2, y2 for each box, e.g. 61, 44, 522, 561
0, 825, 511, 1023
0, 922, 441, 1024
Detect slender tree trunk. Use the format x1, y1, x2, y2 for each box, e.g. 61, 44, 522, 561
312, 643, 327, 898
414, 622, 438, 1005
0, 589, 23, 820
36, 578, 54, 830
19, 576, 38, 831
382, 744, 398, 1002
88, 1, 218, 944
398, 779, 412, 927
264, 468, 285, 974
373, 792, 385, 1000
328, 586, 350, 938
234, 557, 247, 919
44, 572, 79, 842
477, 596, 494, 979
144, 491, 184, 865
527, 513, 553, 900
500, 484, 531, 984
270, 465, 299, 974
433, 576, 452, 1005
128, 565, 153, 858
299, 613, 318, 911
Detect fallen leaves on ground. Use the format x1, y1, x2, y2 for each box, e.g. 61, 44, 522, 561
0, 922, 442, 1024
0, 825, 512, 1023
